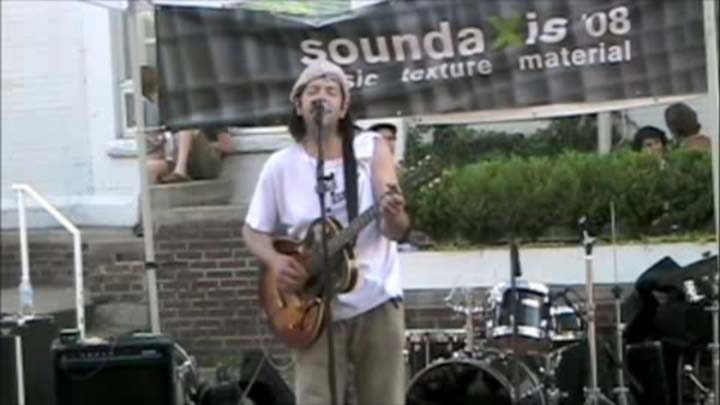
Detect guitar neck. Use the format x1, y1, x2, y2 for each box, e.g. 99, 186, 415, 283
323, 160, 437, 255
328, 204, 380, 254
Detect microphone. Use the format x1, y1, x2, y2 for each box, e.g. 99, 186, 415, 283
311, 99, 330, 124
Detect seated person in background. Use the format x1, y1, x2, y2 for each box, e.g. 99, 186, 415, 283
664, 102, 711, 151
134, 66, 234, 235
141, 65, 167, 184
140, 65, 234, 184
135, 126, 234, 236
159, 127, 234, 183
632, 126, 669, 161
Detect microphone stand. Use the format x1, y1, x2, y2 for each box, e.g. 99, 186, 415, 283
579, 217, 615, 405
509, 239, 521, 400
609, 203, 631, 405
313, 102, 339, 405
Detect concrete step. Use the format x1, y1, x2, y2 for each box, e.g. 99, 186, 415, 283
150, 179, 234, 210
153, 204, 248, 227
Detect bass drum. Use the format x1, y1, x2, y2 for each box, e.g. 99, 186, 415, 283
406, 351, 545, 405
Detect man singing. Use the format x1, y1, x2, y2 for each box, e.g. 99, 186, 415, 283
242, 59, 410, 404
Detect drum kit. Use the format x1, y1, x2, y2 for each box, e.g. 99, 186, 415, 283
404, 214, 720, 405
404, 278, 612, 405
405, 219, 636, 405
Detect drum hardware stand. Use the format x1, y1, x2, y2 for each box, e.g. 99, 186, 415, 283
683, 364, 715, 405
444, 287, 482, 354
609, 203, 631, 405
579, 217, 615, 405
509, 239, 523, 400
709, 269, 719, 405
542, 351, 568, 405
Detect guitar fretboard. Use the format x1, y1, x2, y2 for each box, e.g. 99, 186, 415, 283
328, 204, 380, 254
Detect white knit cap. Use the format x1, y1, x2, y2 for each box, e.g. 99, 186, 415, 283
289, 59, 350, 103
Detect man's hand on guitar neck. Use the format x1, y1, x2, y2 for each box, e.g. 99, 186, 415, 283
372, 137, 410, 241
268, 253, 308, 294
380, 186, 410, 240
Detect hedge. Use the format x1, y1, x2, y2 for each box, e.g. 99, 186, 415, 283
411, 149, 714, 244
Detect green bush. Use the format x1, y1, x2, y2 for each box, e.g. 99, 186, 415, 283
412, 150, 714, 244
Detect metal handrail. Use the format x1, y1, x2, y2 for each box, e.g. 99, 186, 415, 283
11, 184, 85, 341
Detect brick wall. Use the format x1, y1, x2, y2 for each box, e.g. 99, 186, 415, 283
2, 239, 147, 300
153, 219, 290, 365
1, 239, 81, 287
1, 222, 629, 370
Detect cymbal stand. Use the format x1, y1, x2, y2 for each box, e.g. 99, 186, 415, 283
683, 363, 715, 405
543, 350, 567, 405
580, 217, 615, 405
444, 287, 482, 353
610, 203, 631, 405
709, 269, 719, 405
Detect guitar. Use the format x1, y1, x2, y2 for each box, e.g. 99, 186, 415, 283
258, 157, 441, 348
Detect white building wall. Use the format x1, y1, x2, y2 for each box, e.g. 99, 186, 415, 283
1, 1, 90, 196
1, 1, 139, 229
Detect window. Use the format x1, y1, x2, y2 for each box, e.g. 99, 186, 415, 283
112, 10, 156, 138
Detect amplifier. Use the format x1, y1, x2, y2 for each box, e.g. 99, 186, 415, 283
53, 334, 197, 405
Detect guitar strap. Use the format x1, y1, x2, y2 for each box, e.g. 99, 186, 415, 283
342, 128, 359, 229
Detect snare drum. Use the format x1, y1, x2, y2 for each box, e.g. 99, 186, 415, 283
404, 329, 466, 378
485, 280, 551, 353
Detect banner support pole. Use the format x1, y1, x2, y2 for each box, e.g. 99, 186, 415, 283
128, 0, 161, 335
701, 1, 719, 404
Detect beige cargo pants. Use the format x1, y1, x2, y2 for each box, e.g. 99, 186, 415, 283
293, 299, 405, 405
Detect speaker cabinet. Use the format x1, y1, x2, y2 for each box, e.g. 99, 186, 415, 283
53, 334, 193, 405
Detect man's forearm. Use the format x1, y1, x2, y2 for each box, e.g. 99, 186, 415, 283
242, 224, 278, 267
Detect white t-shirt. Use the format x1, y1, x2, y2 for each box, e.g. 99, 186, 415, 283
245, 131, 402, 320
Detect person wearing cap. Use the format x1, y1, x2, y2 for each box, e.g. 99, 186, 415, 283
242, 60, 409, 405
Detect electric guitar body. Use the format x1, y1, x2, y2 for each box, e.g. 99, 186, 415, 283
259, 216, 357, 348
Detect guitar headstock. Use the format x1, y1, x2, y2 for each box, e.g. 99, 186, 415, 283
400, 155, 444, 192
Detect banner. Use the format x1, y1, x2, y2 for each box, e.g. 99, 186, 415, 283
155, 0, 707, 129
